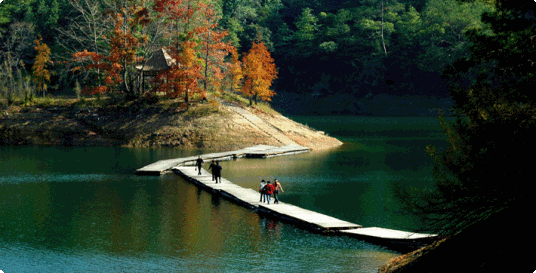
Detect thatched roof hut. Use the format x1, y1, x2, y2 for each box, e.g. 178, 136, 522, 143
136, 48, 176, 75
135, 48, 177, 93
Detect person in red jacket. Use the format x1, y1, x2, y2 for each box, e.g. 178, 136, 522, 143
264, 181, 276, 204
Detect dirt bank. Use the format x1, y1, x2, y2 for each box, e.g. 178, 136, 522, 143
0, 99, 342, 150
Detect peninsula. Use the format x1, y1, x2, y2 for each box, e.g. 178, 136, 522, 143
0, 97, 342, 150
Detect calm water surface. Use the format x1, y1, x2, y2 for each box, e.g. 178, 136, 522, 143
0, 117, 446, 272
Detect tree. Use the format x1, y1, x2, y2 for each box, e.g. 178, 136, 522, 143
241, 41, 277, 105
153, 0, 205, 102
357, 0, 402, 58
0, 3, 15, 37
227, 45, 243, 92
294, 8, 319, 43
418, 0, 492, 72
72, 0, 154, 96
0, 58, 36, 104
154, 35, 204, 102
107, 1, 151, 95
198, 2, 231, 97
32, 36, 52, 97
58, 0, 112, 85
400, 0, 536, 236
1, 22, 35, 69
220, 0, 280, 52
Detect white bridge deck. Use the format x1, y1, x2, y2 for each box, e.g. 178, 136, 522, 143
138, 145, 437, 252
136, 145, 310, 175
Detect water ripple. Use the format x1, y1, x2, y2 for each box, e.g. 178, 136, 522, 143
0, 173, 145, 184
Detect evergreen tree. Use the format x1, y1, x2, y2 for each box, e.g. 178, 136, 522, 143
402, 0, 536, 236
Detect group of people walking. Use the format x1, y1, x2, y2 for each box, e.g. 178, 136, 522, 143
196, 156, 222, 183
259, 179, 284, 204
195, 156, 285, 204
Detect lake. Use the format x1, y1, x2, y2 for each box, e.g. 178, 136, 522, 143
0, 117, 446, 272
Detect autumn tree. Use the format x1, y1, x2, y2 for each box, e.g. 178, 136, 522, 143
153, 0, 232, 102
241, 41, 277, 105
153, 36, 204, 102
153, 0, 204, 102
72, 0, 155, 96
32, 36, 52, 97
58, 0, 111, 85
198, 3, 231, 98
224, 45, 243, 93
107, 1, 152, 96
72, 50, 107, 94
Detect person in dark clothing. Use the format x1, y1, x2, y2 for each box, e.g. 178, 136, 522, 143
259, 179, 267, 202
208, 160, 217, 181
196, 156, 204, 175
213, 161, 222, 183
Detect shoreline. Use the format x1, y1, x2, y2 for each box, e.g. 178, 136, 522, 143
0, 101, 343, 151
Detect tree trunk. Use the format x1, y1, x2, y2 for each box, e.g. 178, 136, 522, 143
381, 1, 388, 57
204, 29, 211, 94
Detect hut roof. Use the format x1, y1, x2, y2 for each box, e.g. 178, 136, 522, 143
136, 48, 176, 71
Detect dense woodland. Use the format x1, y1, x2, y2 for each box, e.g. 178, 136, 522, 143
0, 0, 493, 113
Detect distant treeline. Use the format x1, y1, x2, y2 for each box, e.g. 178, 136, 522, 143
0, 0, 492, 102
254, 0, 493, 99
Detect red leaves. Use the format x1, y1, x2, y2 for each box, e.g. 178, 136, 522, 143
71, 0, 239, 100
154, 0, 190, 21
72, 1, 150, 95
73, 50, 105, 63
72, 49, 122, 94
151, 0, 233, 101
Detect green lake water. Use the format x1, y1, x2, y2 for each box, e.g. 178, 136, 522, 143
0, 117, 447, 272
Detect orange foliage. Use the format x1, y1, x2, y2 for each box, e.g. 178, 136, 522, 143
152, 0, 225, 102
32, 36, 52, 96
227, 46, 243, 92
198, 4, 231, 96
154, 36, 203, 101
241, 41, 277, 104
72, 1, 150, 95
72, 0, 236, 99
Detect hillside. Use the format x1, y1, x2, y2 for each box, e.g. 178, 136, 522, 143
0, 98, 342, 150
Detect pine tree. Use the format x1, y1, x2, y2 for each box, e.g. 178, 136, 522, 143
402, 0, 536, 236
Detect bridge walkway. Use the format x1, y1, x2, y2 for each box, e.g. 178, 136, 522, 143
173, 165, 438, 252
